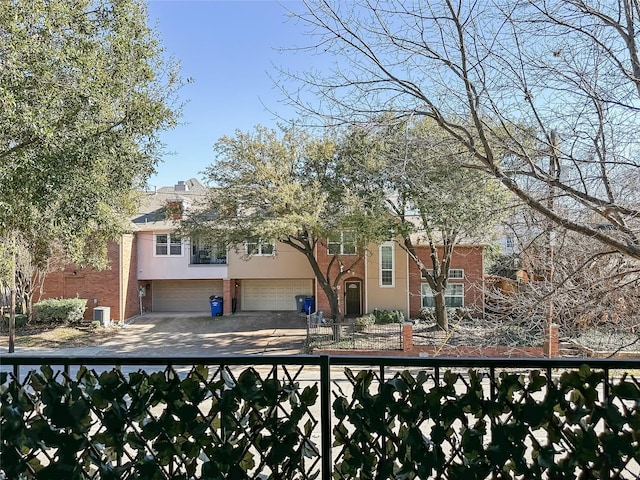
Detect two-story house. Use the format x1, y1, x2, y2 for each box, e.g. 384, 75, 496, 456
40, 179, 485, 322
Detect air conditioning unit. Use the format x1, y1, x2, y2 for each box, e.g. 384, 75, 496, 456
93, 306, 111, 325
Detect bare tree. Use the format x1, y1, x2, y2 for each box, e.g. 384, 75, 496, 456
487, 210, 640, 356
282, 0, 640, 260
338, 118, 509, 330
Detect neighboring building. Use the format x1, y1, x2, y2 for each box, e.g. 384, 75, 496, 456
39, 179, 485, 321
314, 235, 484, 320
40, 236, 139, 322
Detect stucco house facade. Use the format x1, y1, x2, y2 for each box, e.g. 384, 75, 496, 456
40, 179, 485, 322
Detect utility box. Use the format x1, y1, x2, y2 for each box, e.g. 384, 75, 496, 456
93, 306, 111, 325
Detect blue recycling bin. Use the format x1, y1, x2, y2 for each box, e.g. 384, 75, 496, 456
303, 297, 315, 314
210, 296, 223, 317
295, 295, 306, 313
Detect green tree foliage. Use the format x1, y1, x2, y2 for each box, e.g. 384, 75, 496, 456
185, 125, 389, 321
0, 0, 181, 266
0, 0, 181, 351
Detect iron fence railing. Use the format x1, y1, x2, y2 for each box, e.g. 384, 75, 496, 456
307, 317, 403, 351
1, 355, 639, 479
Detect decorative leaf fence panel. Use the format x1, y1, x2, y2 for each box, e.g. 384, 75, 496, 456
1, 356, 639, 479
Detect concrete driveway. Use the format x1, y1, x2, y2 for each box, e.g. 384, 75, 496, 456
6, 311, 310, 357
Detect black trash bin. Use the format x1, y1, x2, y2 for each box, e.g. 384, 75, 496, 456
209, 296, 223, 317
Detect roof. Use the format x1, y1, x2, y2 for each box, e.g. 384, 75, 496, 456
131, 178, 208, 231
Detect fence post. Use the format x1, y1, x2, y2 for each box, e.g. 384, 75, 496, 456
320, 355, 332, 480
544, 323, 559, 357
402, 322, 413, 354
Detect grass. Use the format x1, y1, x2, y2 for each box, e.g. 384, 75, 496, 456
0, 323, 121, 349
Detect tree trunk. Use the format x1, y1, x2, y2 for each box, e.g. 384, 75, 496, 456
433, 289, 449, 331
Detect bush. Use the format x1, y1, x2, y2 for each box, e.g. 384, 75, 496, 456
354, 314, 375, 330
372, 309, 405, 324
2, 314, 28, 328
33, 298, 87, 324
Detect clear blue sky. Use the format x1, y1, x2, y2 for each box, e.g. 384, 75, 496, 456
146, 0, 310, 189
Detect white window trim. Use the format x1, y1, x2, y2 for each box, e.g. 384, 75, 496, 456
379, 241, 395, 287
421, 283, 465, 308
327, 231, 357, 256
154, 233, 183, 257
421, 268, 464, 279
244, 238, 275, 256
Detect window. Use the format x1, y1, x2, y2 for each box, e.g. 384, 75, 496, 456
421, 283, 464, 308
245, 238, 275, 256
380, 242, 394, 287
328, 231, 357, 255
155, 233, 182, 256
191, 240, 226, 264
421, 269, 464, 279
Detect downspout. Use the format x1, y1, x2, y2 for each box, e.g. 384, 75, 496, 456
405, 247, 410, 319
119, 236, 124, 323
481, 244, 486, 319
364, 246, 368, 314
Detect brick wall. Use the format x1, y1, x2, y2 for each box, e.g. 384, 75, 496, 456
39, 239, 128, 322
314, 244, 365, 318
407, 245, 484, 318
121, 234, 140, 320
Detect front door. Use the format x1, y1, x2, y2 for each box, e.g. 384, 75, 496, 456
345, 281, 362, 316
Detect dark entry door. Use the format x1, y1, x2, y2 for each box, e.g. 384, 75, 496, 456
345, 281, 362, 316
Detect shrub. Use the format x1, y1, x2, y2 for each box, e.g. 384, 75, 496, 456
2, 314, 28, 327
354, 314, 375, 330
372, 309, 405, 324
33, 298, 87, 324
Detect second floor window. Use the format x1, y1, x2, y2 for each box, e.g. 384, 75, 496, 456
155, 233, 182, 256
380, 242, 394, 286
245, 238, 275, 256
328, 231, 357, 255
422, 269, 464, 280
191, 240, 227, 264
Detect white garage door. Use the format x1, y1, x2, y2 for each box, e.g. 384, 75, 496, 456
153, 280, 223, 312
242, 279, 313, 311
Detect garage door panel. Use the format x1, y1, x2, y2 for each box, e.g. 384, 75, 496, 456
242, 279, 313, 311
154, 280, 223, 312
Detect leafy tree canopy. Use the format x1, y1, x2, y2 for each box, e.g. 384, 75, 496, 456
190, 125, 390, 253
185, 124, 392, 320
0, 0, 181, 267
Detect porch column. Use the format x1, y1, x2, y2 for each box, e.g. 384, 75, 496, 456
222, 279, 233, 315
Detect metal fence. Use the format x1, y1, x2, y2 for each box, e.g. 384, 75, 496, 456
307, 316, 403, 351
2, 355, 640, 479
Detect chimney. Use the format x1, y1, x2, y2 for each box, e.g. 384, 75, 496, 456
175, 180, 188, 192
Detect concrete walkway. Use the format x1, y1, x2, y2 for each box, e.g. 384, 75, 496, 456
2, 311, 309, 357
